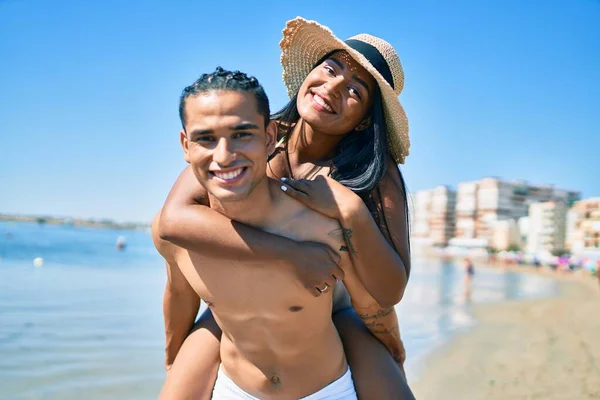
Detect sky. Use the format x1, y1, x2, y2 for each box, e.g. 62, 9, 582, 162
1, 0, 599, 223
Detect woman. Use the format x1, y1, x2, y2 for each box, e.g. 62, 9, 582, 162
158, 17, 413, 399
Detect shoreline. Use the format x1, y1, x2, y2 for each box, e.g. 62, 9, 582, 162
0, 215, 149, 231
410, 272, 600, 399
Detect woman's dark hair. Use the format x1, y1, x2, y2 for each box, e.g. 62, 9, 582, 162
271, 51, 410, 248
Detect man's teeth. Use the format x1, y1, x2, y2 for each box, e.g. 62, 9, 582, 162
213, 168, 243, 180
314, 94, 333, 112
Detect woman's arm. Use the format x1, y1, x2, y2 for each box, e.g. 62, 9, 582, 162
158, 166, 344, 295
279, 159, 410, 307
340, 159, 410, 307
338, 163, 410, 307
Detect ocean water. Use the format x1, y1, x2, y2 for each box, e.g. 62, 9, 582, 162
0, 221, 559, 399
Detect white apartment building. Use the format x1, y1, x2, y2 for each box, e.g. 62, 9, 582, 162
412, 189, 432, 242
455, 181, 478, 239
568, 198, 600, 255
412, 186, 456, 246
491, 219, 521, 251
454, 177, 580, 249
526, 201, 568, 255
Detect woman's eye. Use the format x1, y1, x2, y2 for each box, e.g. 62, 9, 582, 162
324, 66, 335, 76
349, 87, 362, 100
234, 132, 252, 139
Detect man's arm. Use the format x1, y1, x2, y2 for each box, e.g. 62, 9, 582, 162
162, 261, 201, 369
152, 213, 201, 369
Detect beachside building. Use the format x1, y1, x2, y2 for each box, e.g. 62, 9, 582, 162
454, 177, 580, 249
455, 181, 478, 240
491, 219, 522, 251
412, 189, 432, 244
412, 186, 456, 247
518, 216, 530, 247
526, 201, 568, 255
430, 186, 457, 246
565, 209, 580, 252
568, 198, 600, 255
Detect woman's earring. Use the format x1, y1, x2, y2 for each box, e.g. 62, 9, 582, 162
355, 117, 371, 131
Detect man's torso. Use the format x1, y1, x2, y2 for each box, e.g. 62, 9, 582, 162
173, 179, 348, 398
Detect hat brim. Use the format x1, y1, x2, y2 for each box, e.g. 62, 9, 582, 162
280, 17, 410, 164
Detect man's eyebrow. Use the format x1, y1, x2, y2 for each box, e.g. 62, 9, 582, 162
230, 123, 260, 130
188, 129, 213, 136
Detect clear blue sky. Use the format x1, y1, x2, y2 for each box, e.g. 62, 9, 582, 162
1, 0, 598, 223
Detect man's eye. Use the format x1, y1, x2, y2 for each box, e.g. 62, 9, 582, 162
194, 136, 215, 142
234, 132, 253, 139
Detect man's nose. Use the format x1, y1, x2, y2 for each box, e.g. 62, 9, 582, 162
213, 137, 236, 165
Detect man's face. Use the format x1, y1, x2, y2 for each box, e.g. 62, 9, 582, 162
180, 90, 274, 203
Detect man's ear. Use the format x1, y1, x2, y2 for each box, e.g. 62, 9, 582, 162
180, 130, 191, 163
265, 120, 278, 157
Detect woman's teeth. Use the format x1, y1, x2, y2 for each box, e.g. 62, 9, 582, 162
313, 94, 333, 112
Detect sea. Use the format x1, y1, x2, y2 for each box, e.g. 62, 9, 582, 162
0, 221, 559, 399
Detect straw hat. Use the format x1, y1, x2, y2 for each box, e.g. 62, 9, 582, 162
280, 17, 410, 164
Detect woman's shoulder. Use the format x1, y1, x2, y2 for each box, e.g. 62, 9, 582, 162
374, 153, 404, 194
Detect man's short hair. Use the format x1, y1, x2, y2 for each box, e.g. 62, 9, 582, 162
179, 67, 270, 129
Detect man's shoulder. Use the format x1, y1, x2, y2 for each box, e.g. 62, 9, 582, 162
273, 191, 340, 244
151, 210, 178, 263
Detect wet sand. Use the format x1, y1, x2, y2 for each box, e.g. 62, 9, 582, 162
412, 272, 600, 399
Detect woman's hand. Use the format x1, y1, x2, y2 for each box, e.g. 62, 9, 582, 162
286, 240, 346, 297
279, 175, 362, 220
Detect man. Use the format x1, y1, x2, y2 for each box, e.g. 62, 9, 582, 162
153, 67, 358, 399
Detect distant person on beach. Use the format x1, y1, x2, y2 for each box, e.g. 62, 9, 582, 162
153, 65, 413, 399
464, 257, 474, 280
115, 236, 126, 251
154, 17, 413, 399
463, 257, 474, 298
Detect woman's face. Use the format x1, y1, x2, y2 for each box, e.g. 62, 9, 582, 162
296, 51, 376, 136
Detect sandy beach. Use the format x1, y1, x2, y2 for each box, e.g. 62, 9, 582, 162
412, 271, 600, 399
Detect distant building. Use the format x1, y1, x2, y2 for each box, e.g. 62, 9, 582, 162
454, 177, 580, 249
565, 209, 579, 252
411, 189, 432, 246
491, 219, 521, 251
568, 198, 600, 255
455, 181, 478, 240
412, 186, 456, 247
526, 201, 568, 255
518, 216, 530, 247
